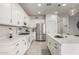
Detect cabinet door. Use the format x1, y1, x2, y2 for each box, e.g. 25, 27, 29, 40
11, 4, 18, 25
0, 3, 11, 25
46, 34, 61, 55
22, 10, 30, 27
46, 34, 54, 54
22, 39, 26, 48
51, 40, 61, 55
17, 4, 24, 26
12, 4, 24, 26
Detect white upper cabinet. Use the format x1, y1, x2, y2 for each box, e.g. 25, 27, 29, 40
12, 4, 29, 26
0, 3, 30, 26
0, 3, 11, 25
11, 4, 24, 26
11, 4, 18, 26
24, 14, 30, 27
16, 4, 24, 26
20, 7, 30, 27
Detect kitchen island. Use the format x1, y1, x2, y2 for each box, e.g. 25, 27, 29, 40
47, 33, 79, 55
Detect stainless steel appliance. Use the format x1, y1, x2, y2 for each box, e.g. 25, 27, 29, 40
36, 23, 46, 41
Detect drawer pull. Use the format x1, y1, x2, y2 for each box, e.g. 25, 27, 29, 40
49, 42, 51, 44
54, 43, 57, 46
54, 46, 58, 49
16, 50, 19, 54
16, 43, 19, 46
23, 40, 24, 41
25, 42, 26, 45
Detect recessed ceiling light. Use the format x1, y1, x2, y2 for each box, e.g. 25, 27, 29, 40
71, 12, 74, 16
62, 4, 66, 6
38, 3, 42, 7
71, 9, 75, 12
38, 11, 41, 14
70, 9, 77, 16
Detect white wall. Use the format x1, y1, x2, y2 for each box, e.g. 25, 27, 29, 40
59, 13, 79, 35
69, 13, 79, 35
48, 13, 79, 35
46, 14, 69, 35
45, 13, 79, 35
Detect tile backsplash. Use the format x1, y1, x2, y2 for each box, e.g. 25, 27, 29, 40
0, 26, 17, 39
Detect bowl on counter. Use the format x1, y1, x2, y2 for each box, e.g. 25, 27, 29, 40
54, 35, 64, 38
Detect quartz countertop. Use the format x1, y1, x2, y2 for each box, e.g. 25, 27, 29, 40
47, 33, 79, 44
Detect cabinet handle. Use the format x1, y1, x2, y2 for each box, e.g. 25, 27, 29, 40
54, 43, 57, 46
22, 40, 24, 41
54, 46, 58, 49
16, 43, 19, 46
25, 42, 26, 45
16, 50, 19, 54
49, 42, 51, 44
17, 21, 20, 25
10, 18, 12, 23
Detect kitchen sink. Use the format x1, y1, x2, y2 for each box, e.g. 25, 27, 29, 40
54, 35, 64, 38
19, 33, 30, 35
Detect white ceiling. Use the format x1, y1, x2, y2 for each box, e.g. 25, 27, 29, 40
19, 3, 79, 16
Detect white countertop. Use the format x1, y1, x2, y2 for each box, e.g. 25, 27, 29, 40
47, 33, 79, 44
0, 35, 30, 45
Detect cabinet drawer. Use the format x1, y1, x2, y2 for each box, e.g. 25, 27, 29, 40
46, 34, 61, 55
11, 49, 21, 55
10, 40, 22, 50
21, 39, 26, 48
48, 42, 61, 55
53, 46, 61, 55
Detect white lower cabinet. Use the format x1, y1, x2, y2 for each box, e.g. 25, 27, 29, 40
46, 34, 61, 55
0, 36, 32, 55
47, 34, 79, 55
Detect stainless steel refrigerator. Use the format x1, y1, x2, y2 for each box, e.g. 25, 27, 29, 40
36, 23, 46, 41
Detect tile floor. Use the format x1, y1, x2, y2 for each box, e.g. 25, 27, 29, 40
24, 40, 51, 55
